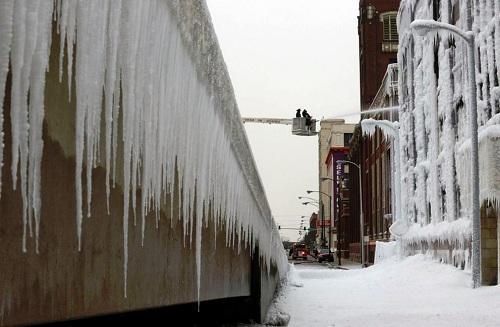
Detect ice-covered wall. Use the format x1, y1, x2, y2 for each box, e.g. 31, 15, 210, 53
0, 0, 287, 303
397, 0, 499, 267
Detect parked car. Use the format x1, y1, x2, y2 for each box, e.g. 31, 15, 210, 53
317, 249, 334, 263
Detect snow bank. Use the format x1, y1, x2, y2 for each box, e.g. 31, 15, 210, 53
263, 264, 296, 326
281, 256, 500, 327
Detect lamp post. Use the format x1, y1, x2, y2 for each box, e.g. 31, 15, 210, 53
306, 190, 332, 265
410, 9, 480, 288
302, 201, 319, 207
334, 161, 365, 267
319, 177, 336, 263
298, 196, 319, 202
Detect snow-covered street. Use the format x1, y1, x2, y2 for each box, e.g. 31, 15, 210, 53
267, 255, 500, 327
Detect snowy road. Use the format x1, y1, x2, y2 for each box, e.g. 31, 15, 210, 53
266, 255, 500, 327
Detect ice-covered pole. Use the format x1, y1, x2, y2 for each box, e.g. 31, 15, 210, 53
410, 10, 481, 288
464, 3, 481, 290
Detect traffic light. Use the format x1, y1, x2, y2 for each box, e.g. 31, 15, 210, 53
278, 225, 281, 230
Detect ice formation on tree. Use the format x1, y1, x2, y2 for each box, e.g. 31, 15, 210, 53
397, 0, 499, 268
0, 0, 287, 300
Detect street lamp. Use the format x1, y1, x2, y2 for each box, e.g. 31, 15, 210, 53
298, 196, 319, 202
410, 9, 480, 288
335, 161, 366, 268
307, 189, 333, 257
319, 177, 336, 260
302, 201, 319, 207
306, 190, 331, 197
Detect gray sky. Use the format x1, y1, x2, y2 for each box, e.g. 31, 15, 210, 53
206, 1, 360, 241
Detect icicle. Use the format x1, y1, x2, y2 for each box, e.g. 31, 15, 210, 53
74, 0, 109, 247
57, 0, 67, 84
10, 1, 28, 192
0, 0, 14, 200
104, 0, 122, 214
195, 195, 202, 311
111, 69, 120, 188
28, 0, 54, 253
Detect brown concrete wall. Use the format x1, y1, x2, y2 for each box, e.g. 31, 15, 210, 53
0, 21, 255, 327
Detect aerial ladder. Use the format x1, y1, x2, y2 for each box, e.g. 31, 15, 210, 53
241, 105, 400, 136
241, 116, 318, 136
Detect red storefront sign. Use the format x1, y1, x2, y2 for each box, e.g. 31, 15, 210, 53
317, 220, 331, 227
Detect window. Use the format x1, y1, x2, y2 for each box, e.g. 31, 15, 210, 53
344, 133, 353, 146
380, 12, 398, 42
433, 0, 441, 21
451, 2, 460, 25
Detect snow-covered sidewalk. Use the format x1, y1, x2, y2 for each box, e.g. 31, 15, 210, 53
267, 255, 500, 326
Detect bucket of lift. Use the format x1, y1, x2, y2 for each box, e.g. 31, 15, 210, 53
292, 117, 318, 136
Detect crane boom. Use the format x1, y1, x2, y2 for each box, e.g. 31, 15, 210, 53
241, 117, 292, 125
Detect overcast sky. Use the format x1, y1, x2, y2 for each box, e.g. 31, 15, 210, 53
206, 1, 360, 241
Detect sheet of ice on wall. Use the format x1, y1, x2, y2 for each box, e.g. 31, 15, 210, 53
374, 241, 397, 264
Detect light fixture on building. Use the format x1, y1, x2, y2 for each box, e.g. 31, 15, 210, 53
366, 4, 376, 20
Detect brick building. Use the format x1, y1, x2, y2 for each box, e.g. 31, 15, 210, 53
325, 147, 353, 261
349, 0, 401, 264
359, 0, 400, 107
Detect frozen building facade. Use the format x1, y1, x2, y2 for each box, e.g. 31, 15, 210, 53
353, 0, 400, 265
397, 0, 499, 284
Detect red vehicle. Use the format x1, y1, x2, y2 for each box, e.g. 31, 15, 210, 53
292, 243, 309, 260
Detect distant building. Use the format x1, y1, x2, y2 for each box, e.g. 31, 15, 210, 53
318, 120, 356, 256
305, 212, 318, 251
